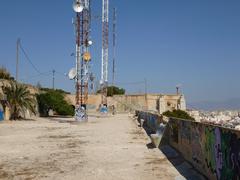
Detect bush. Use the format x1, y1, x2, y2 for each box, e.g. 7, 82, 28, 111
163, 109, 195, 121
40, 87, 71, 94
37, 90, 74, 117
97, 86, 125, 96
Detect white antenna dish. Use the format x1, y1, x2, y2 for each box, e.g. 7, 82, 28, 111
88, 40, 93, 46
73, 0, 84, 13
68, 68, 77, 80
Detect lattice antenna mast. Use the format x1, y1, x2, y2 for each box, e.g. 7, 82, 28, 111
82, 0, 91, 110
75, 11, 81, 107
73, 0, 91, 121
112, 8, 116, 87
101, 0, 109, 106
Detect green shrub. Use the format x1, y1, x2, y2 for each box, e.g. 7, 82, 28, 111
37, 90, 74, 117
40, 87, 71, 94
97, 86, 125, 96
163, 109, 195, 121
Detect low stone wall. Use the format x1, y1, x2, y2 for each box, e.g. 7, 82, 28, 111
136, 110, 240, 180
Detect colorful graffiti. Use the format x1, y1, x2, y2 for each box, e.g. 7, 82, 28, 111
175, 120, 240, 180
191, 124, 204, 167
204, 127, 222, 179
204, 127, 240, 180
136, 111, 240, 180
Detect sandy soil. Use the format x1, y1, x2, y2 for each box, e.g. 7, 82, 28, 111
0, 114, 183, 180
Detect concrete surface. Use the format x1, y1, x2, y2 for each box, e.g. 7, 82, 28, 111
0, 114, 187, 180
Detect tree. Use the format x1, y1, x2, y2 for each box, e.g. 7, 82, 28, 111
0, 67, 14, 80
97, 86, 125, 96
0, 89, 3, 100
37, 90, 74, 117
163, 109, 195, 121
3, 81, 36, 120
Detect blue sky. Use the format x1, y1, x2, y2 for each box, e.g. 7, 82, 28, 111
0, 0, 240, 103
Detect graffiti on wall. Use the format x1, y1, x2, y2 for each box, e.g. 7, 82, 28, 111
180, 121, 191, 144
171, 121, 178, 143
191, 124, 205, 167
176, 120, 240, 180
204, 127, 240, 180
137, 111, 240, 180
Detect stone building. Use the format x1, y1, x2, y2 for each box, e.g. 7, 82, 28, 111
158, 94, 186, 114
66, 93, 187, 114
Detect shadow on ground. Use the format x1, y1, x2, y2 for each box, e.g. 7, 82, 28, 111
141, 121, 207, 180
159, 145, 207, 180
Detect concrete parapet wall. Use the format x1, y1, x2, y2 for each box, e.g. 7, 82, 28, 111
136, 110, 240, 180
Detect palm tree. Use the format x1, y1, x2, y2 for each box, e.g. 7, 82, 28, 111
0, 82, 5, 108
0, 90, 3, 100
3, 81, 36, 120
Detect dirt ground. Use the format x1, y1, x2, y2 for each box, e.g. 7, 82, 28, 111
0, 114, 184, 180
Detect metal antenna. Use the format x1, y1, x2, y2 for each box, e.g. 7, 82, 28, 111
16, 38, 20, 81
73, 0, 91, 121
176, 84, 182, 95
100, 0, 109, 112
52, 70, 55, 90
144, 78, 148, 110
112, 8, 116, 93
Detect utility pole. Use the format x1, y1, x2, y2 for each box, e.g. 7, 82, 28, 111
144, 78, 148, 110
52, 70, 55, 90
16, 38, 20, 81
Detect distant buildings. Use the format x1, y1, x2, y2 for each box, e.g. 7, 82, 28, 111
187, 109, 240, 130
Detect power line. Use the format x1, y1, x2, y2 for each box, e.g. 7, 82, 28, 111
17, 40, 69, 89
116, 81, 145, 86
20, 71, 52, 81
19, 42, 43, 75
16, 39, 20, 81
55, 71, 67, 77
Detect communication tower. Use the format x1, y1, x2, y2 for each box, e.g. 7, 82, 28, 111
72, 0, 92, 121
112, 8, 116, 87
100, 0, 109, 112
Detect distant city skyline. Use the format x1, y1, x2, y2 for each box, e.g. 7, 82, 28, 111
0, 0, 240, 104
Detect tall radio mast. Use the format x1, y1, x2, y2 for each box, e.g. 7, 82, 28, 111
112, 8, 116, 87
100, 0, 109, 112
73, 0, 91, 121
